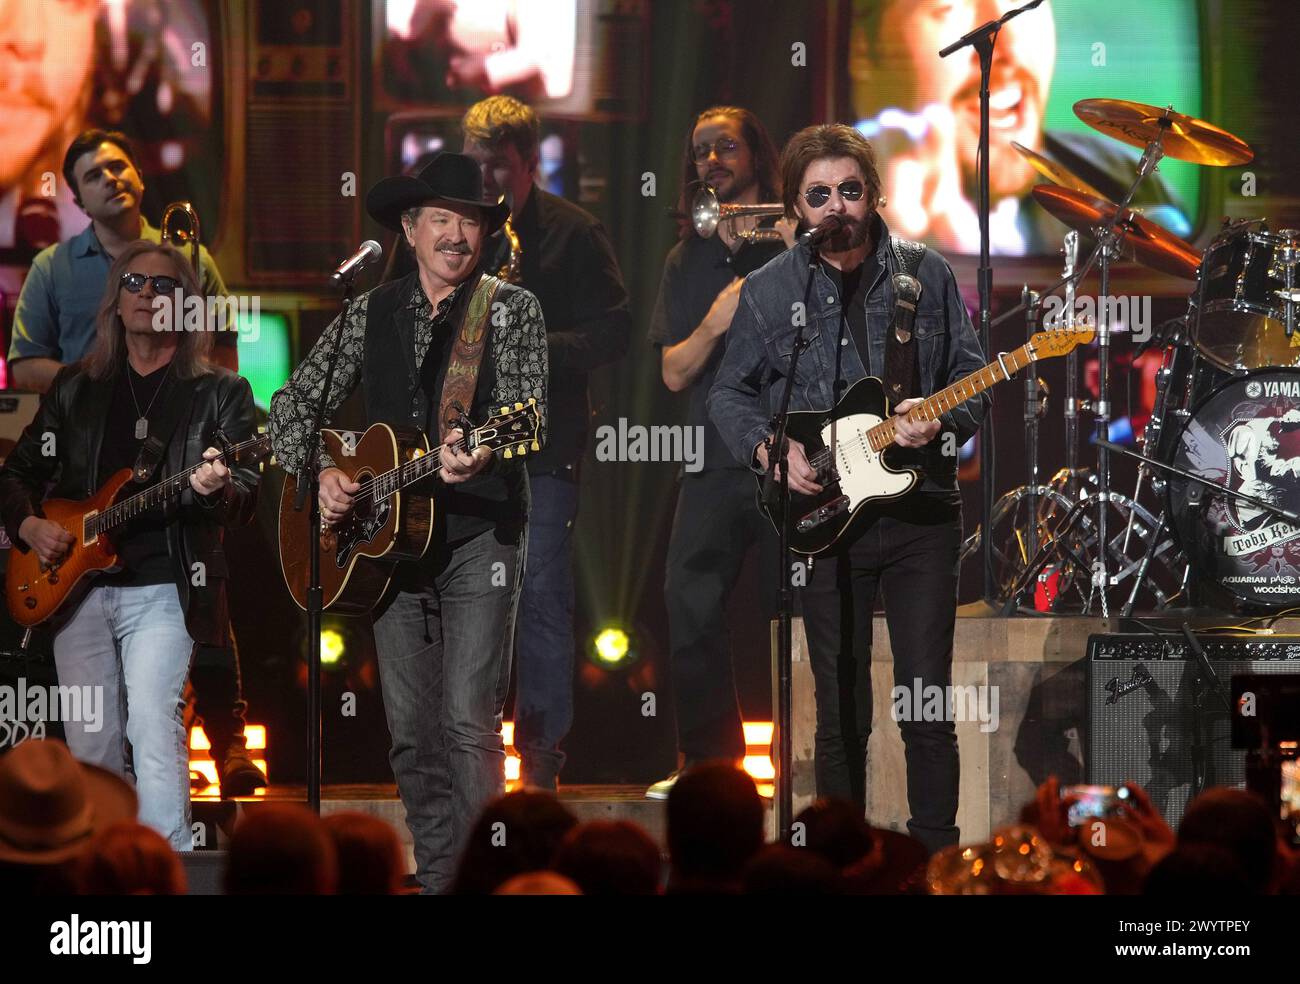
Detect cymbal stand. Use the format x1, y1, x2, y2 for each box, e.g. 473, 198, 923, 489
1085, 114, 1171, 616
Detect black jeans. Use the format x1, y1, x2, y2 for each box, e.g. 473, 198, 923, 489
798, 497, 962, 854
664, 468, 777, 763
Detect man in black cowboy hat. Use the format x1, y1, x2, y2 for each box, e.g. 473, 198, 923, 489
269, 152, 548, 893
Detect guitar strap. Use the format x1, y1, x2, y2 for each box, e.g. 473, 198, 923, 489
130, 369, 191, 484
437, 273, 502, 441
882, 235, 927, 404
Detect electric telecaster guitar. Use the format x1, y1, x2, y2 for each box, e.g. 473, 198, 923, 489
6, 433, 273, 627
759, 326, 1095, 555
277, 399, 543, 615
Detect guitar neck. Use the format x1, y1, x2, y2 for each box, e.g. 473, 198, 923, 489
865, 343, 1034, 453
365, 438, 464, 501
90, 436, 267, 536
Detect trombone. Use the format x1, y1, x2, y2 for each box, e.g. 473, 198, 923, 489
161, 201, 201, 275
691, 185, 785, 243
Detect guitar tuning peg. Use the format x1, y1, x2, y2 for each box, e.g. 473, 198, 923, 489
514, 402, 523, 410
503, 448, 513, 459
530, 440, 540, 451
518, 444, 527, 456
500, 406, 509, 415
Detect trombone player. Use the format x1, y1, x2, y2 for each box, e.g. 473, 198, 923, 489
7, 129, 261, 798
645, 106, 794, 799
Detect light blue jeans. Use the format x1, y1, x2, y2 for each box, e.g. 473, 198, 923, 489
53, 582, 194, 851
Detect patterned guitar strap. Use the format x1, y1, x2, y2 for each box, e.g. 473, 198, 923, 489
883, 235, 928, 403
438, 273, 502, 442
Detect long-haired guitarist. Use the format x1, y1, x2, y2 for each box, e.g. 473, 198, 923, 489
707, 124, 990, 853
267, 152, 548, 894
0, 241, 260, 851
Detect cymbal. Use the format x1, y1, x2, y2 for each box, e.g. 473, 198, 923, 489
1031, 184, 1202, 280
1073, 98, 1253, 167
1010, 141, 1106, 200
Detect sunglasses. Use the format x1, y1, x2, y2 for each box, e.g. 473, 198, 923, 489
803, 180, 866, 208
692, 137, 741, 163
120, 272, 181, 294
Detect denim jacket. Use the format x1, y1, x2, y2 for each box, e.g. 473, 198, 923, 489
706, 216, 990, 491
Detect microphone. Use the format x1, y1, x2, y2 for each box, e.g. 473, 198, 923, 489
802, 213, 845, 249
330, 240, 383, 287
891, 272, 922, 343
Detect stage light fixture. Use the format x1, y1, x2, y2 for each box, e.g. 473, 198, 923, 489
320, 628, 346, 667
591, 625, 635, 668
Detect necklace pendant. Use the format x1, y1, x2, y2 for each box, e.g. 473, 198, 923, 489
135, 417, 149, 440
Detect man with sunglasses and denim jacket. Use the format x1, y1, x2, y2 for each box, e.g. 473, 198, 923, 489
708, 124, 990, 853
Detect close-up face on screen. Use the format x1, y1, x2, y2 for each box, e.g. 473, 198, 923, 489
0, 0, 214, 270
847, 0, 1201, 255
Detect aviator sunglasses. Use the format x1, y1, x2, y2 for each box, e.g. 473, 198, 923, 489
803, 179, 866, 208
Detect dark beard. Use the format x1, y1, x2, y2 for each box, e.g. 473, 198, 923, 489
718, 172, 757, 203
827, 212, 874, 251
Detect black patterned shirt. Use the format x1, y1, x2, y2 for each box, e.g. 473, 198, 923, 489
269, 274, 548, 543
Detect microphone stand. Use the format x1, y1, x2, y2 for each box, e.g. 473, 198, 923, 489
765, 239, 823, 838
293, 280, 356, 813
940, 0, 1045, 607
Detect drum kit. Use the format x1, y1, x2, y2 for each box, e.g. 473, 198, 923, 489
964, 98, 1300, 615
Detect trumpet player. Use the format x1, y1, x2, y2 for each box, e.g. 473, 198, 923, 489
460, 95, 631, 792
7, 128, 262, 800
645, 106, 793, 799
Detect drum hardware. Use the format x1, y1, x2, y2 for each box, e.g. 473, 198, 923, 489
1023, 286, 1044, 559
1101, 437, 1300, 528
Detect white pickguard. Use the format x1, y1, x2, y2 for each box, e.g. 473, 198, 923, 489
821, 412, 915, 509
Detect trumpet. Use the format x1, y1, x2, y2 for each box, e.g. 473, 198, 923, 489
691, 185, 785, 242
161, 201, 201, 275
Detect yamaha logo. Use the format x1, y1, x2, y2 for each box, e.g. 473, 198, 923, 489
1246, 380, 1263, 398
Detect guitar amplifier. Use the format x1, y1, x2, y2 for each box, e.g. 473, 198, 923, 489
1086, 633, 1300, 827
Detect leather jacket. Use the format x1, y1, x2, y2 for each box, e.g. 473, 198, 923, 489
0, 364, 259, 649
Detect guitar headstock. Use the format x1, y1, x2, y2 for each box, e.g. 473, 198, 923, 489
231, 434, 274, 467
471, 399, 543, 459
1030, 318, 1096, 358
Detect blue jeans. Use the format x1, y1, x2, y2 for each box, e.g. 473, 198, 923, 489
372, 527, 525, 893
52, 582, 194, 851
513, 472, 578, 788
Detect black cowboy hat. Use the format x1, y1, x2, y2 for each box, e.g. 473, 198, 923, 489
366, 152, 510, 235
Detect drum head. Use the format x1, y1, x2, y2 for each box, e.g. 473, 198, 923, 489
1167, 368, 1300, 609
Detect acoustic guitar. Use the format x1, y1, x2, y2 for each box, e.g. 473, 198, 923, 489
278, 399, 542, 615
